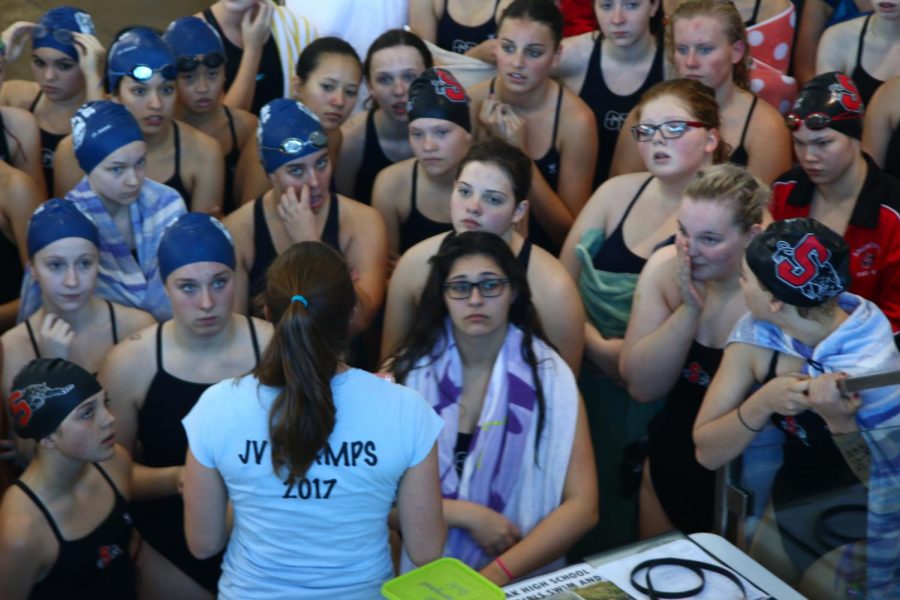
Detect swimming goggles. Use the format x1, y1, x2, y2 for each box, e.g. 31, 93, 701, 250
260, 131, 328, 156
31, 25, 77, 46
631, 120, 706, 142
176, 52, 226, 72
784, 112, 861, 131
110, 63, 179, 82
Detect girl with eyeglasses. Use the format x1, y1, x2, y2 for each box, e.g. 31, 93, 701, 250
388, 231, 596, 585
381, 138, 586, 374
101, 213, 273, 600
52, 27, 224, 215
557, 77, 725, 554
773, 72, 900, 336
611, 0, 791, 185
181, 241, 445, 599
0, 6, 104, 196
335, 29, 432, 206
164, 17, 257, 216
224, 99, 387, 337
469, 0, 598, 255
234, 36, 363, 206
556, 0, 665, 187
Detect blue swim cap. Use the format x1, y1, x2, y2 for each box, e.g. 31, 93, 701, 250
71, 100, 144, 175
257, 99, 328, 174
107, 26, 177, 93
163, 16, 224, 61
32, 7, 95, 62
27, 198, 99, 258
158, 213, 236, 282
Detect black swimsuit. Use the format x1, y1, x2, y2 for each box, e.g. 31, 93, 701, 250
247, 194, 341, 306
14, 464, 136, 600
592, 176, 654, 274
436, 0, 501, 54
490, 78, 564, 255
399, 161, 453, 253
162, 121, 192, 208
0, 110, 10, 165
222, 106, 241, 215
579, 37, 664, 187
353, 109, 395, 205
851, 15, 885, 106
29, 91, 66, 193
131, 318, 260, 592
24, 300, 119, 359
729, 96, 757, 167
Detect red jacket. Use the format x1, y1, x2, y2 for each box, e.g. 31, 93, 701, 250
771, 156, 900, 334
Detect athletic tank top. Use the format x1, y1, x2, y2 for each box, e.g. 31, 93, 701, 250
0, 226, 24, 305
729, 95, 757, 167
0, 110, 10, 165
399, 161, 454, 253
203, 8, 283, 116
647, 340, 723, 534
131, 318, 260, 591
851, 15, 884, 106
24, 301, 119, 361
162, 121, 192, 208
29, 91, 66, 193
579, 37, 665, 187
248, 194, 341, 304
436, 0, 501, 54
353, 109, 394, 205
223, 106, 241, 215
13, 464, 136, 600
592, 176, 654, 274
490, 79, 564, 254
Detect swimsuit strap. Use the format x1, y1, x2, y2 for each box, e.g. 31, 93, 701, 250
12, 480, 65, 542
765, 350, 780, 381
618, 175, 654, 229
171, 121, 182, 182
489, 77, 496, 94
738, 95, 758, 150
91, 462, 125, 502
106, 300, 119, 345
154, 321, 165, 372
550, 83, 563, 146
410, 160, 419, 211
246, 314, 261, 365
746, 0, 762, 26
29, 90, 43, 113
223, 105, 239, 153
24, 318, 42, 358
856, 14, 872, 69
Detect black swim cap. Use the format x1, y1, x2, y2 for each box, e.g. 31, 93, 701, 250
746, 218, 849, 308
786, 72, 864, 140
8, 358, 103, 440
407, 68, 471, 132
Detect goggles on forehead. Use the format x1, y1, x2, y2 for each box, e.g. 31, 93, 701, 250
784, 111, 861, 131
630, 120, 706, 143
32, 24, 77, 46
260, 131, 328, 156
176, 52, 226, 73
111, 63, 179, 82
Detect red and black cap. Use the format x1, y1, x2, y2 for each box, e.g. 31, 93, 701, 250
785, 72, 864, 140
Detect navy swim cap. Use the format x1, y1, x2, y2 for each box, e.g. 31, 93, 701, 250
786, 72, 864, 140
71, 100, 144, 175
9, 358, 103, 440
32, 6, 95, 61
163, 16, 224, 61
27, 199, 99, 258
407, 68, 471, 132
158, 213, 236, 282
107, 26, 177, 93
257, 99, 327, 174
746, 218, 850, 308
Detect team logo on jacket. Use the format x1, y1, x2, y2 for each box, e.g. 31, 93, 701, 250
772, 234, 844, 302
853, 242, 880, 276
683, 362, 710, 386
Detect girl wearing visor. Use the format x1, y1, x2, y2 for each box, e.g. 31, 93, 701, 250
20, 101, 186, 322
0, 6, 105, 195
373, 68, 471, 264
2, 199, 153, 400
772, 72, 900, 338
225, 99, 387, 334
102, 213, 273, 600
53, 27, 224, 214
164, 17, 257, 216
233, 36, 363, 205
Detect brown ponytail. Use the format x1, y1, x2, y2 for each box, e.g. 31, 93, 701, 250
255, 242, 356, 485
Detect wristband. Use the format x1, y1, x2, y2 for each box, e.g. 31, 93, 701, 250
737, 403, 763, 433
495, 557, 514, 582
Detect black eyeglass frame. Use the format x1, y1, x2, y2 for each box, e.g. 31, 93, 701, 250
443, 278, 510, 300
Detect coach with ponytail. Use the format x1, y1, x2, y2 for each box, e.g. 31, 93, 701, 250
181, 241, 445, 599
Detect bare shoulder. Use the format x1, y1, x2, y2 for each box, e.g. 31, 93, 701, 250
529, 246, 578, 291
468, 78, 491, 106
1, 324, 32, 396
104, 320, 156, 369
223, 198, 255, 238
230, 107, 258, 146
0, 80, 40, 109
0, 485, 49, 554
248, 315, 274, 347
340, 110, 368, 144
0, 161, 39, 201
0, 106, 38, 132
557, 31, 595, 83
640, 244, 679, 296
111, 303, 155, 337
373, 158, 414, 203
394, 233, 445, 287
560, 87, 596, 129
179, 120, 221, 153
750, 95, 787, 131
338, 192, 382, 224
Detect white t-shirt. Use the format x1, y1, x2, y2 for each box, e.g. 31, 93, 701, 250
183, 368, 443, 599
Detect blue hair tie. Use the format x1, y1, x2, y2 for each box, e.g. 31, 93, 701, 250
291, 295, 309, 307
